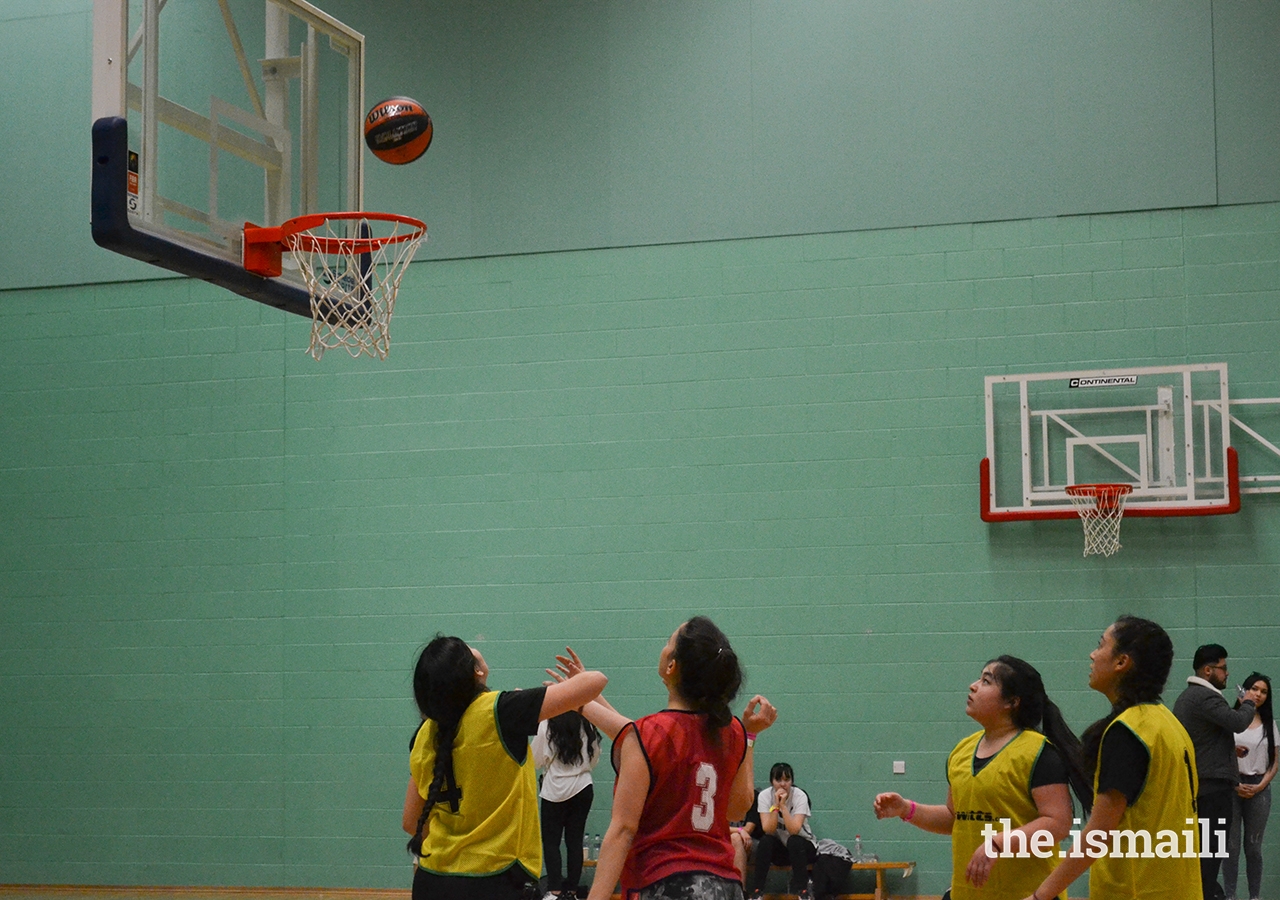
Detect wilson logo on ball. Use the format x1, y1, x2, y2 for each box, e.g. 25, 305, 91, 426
364, 97, 433, 165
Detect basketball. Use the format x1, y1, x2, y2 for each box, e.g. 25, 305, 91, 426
364, 96, 433, 165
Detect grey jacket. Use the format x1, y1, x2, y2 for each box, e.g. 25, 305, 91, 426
1172, 678, 1256, 788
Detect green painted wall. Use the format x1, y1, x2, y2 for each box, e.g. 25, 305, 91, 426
4, 0, 1280, 893
5, 1, 1280, 290
3, 202, 1279, 894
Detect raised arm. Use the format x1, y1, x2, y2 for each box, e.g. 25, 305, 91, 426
544, 646, 625, 733
1203, 694, 1257, 733
582, 695, 632, 740
728, 695, 777, 820
541, 669, 608, 721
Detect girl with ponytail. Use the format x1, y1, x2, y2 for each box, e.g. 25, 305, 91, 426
401, 635, 607, 900
554, 617, 778, 900
1025, 616, 1200, 900
874, 655, 1087, 900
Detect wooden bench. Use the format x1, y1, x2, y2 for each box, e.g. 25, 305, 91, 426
581, 858, 916, 900
845, 861, 917, 900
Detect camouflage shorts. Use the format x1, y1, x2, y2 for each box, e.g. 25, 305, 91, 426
635, 873, 743, 900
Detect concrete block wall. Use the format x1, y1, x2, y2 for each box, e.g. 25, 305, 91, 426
2, 201, 1278, 893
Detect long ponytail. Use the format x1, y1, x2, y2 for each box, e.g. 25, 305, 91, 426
991, 655, 1092, 813
1079, 616, 1174, 781
673, 616, 744, 736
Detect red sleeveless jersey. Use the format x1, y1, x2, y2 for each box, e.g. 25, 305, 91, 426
617, 710, 747, 894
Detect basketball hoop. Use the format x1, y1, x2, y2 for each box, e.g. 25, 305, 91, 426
1065, 483, 1133, 557
244, 212, 426, 360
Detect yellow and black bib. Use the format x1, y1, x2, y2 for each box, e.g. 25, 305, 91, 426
948, 729, 1063, 900
1090, 703, 1200, 900
409, 691, 541, 878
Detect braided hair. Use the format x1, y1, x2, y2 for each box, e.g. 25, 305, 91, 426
989, 655, 1092, 812
673, 616, 744, 735
407, 634, 484, 854
1080, 616, 1174, 782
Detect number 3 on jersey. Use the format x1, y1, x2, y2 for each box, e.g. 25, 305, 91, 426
691, 762, 716, 831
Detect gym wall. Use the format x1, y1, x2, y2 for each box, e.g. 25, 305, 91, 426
4, 1, 1278, 289
4, 202, 1279, 891
1, 0, 1279, 895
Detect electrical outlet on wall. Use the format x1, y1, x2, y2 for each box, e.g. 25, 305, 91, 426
893, 760, 906, 774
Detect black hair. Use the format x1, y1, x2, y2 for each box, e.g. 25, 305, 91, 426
673, 616, 744, 734
1192, 643, 1229, 671
407, 634, 484, 854
546, 709, 601, 767
769, 762, 794, 783
989, 655, 1092, 812
1235, 672, 1276, 771
1080, 616, 1174, 785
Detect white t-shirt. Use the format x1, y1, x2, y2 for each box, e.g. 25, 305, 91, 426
532, 719, 600, 802
757, 785, 815, 844
1234, 719, 1280, 777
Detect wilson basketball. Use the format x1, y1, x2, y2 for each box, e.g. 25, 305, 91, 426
364, 97, 433, 165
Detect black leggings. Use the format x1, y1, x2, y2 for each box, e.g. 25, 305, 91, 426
541, 785, 594, 892
750, 833, 816, 894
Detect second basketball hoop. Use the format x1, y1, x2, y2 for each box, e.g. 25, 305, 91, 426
1065, 483, 1133, 557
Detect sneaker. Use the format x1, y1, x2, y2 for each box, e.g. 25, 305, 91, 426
541, 893, 558, 900
747, 892, 763, 900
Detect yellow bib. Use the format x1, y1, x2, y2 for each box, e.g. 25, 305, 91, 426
1090, 704, 1200, 900
410, 691, 541, 878
948, 729, 1063, 900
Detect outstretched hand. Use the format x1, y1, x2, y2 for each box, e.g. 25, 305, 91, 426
873, 792, 908, 820
546, 646, 586, 685
742, 695, 778, 734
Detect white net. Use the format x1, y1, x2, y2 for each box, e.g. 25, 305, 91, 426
285, 214, 426, 360
1065, 484, 1133, 557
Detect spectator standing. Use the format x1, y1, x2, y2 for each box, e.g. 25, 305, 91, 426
1225, 672, 1278, 900
1173, 643, 1257, 900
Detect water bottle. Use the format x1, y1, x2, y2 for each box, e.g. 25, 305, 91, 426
592, 833, 602, 860
853, 835, 864, 863
584, 834, 591, 861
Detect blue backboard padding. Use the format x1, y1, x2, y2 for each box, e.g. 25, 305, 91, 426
91, 117, 312, 318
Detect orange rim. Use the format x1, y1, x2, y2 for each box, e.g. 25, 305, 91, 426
279, 211, 426, 255
1066, 483, 1133, 512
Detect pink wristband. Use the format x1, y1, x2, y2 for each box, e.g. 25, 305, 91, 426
746, 732, 758, 741
904, 800, 917, 821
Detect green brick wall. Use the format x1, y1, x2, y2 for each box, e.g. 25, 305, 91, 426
2, 202, 1279, 894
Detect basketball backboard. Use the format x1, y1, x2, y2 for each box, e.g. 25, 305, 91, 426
91, 0, 364, 317
981, 363, 1243, 521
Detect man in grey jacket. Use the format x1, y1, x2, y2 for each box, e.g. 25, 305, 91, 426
1173, 643, 1257, 900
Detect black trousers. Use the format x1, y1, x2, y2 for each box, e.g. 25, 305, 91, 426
1199, 784, 1234, 900
541, 785, 594, 892
413, 864, 537, 900
750, 833, 816, 894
